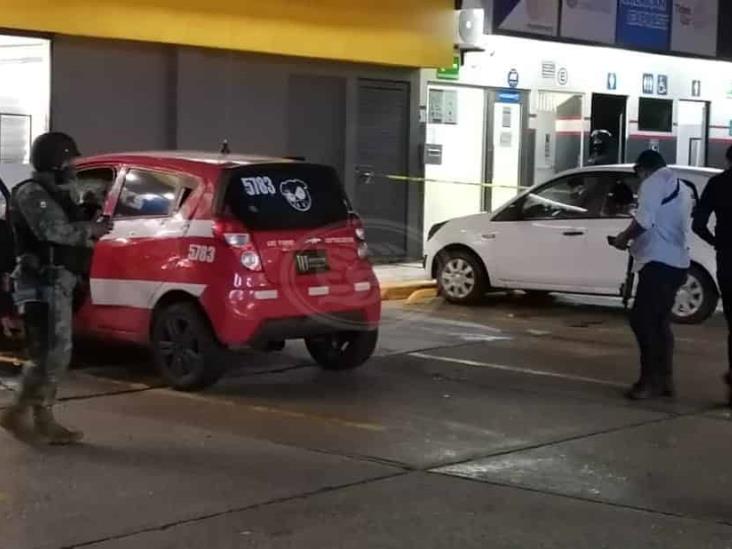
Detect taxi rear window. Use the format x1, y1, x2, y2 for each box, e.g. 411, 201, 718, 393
223, 164, 350, 230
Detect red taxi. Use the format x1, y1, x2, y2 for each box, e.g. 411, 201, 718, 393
4, 152, 382, 390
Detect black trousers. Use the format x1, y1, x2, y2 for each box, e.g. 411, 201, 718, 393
630, 262, 688, 388
717, 253, 732, 373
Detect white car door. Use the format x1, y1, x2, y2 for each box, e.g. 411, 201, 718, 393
577, 170, 640, 294
490, 173, 609, 290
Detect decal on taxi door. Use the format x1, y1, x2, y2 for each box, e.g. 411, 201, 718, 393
188, 244, 216, 263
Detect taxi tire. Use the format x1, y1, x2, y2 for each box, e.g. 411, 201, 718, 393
305, 329, 378, 371
152, 302, 224, 391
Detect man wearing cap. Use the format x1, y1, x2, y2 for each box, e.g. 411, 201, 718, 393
611, 150, 693, 400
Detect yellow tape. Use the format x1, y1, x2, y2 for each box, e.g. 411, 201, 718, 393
365, 172, 528, 191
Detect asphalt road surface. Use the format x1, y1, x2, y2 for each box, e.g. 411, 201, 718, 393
2, 293, 732, 548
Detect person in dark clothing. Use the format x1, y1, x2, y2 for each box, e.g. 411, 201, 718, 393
0, 179, 15, 338
1, 133, 111, 444
587, 129, 617, 166
79, 191, 102, 221
692, 145, 732, 404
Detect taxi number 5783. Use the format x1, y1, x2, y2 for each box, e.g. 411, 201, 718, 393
188, 244, 216, 263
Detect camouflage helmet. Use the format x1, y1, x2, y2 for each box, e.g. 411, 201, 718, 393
30, 132, 81, 172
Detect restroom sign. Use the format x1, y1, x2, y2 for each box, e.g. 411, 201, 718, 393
692, 80, 702, 97
507, 68, 520, 89
607, 73, 617, 91
657, 75, 668, 96
642, 73, 655, 94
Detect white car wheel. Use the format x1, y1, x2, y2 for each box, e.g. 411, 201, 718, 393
437, 251, 488, 304
671, 265, 718, 324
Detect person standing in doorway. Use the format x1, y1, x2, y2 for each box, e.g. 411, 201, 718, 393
692, 145, 732, 404
611, 150, 693, 400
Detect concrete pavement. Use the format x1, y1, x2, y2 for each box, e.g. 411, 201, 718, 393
1, 295, 732, 548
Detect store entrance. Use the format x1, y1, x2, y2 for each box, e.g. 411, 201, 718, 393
590, 94, 627, 164
484, 89, 526, 213
677, 100, 709, 167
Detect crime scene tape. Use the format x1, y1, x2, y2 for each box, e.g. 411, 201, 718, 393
361, 171, 530, 191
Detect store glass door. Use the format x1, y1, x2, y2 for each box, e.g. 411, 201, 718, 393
677, 100, 709, 167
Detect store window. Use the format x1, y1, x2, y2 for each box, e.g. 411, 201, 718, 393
0, 35, 50, 184
533, 91, 585, 185
638, 98, 673, 133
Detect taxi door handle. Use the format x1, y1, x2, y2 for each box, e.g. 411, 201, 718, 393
562, 230, 585, 237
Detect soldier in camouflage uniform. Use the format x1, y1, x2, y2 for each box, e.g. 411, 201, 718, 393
0, 133, 111, 445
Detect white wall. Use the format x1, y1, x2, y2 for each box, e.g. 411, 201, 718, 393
0, 36, 50, 187
425, 34, 732, 142
423, 85, 485, 237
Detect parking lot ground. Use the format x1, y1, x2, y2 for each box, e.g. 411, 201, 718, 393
2, 294, 732, 548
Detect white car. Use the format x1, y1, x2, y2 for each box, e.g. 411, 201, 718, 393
424, 165, 721, 324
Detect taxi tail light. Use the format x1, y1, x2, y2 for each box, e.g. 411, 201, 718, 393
213, 219, 262, 272
349, 213, 369, 260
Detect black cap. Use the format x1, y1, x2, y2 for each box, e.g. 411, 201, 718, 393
30, 132, 81, 172
633, 149, 666, 173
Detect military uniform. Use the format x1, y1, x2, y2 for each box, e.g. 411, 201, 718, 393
11, 172, 95, 410
0, 132, 108, 445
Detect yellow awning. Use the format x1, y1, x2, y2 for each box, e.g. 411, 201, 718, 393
0, 0, 454, 67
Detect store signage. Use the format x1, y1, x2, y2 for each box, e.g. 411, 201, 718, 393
607, 72, 618, 91
657, 74, 669, 95
494, 0, 560, 37
692, 80, 702, 97
428, 89, 458, 125
424, 144, 443, 165
616, 0, 672, 51
671, 0, 718, 56
436, 54, 460, 81
498, 91, 521, 103
642, 73, 655, 94
561, 0, 617, 44
556, 67, 569, 86
507, 68, 520, 88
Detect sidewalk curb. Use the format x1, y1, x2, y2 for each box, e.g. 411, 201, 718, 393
405, 287, 439, 305
380, 280, 437, 301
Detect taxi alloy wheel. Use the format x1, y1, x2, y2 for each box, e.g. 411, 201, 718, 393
152, 302, 224, 390
305, 330, 378, 371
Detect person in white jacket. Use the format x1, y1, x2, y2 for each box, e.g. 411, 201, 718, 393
612, 150, 693, 400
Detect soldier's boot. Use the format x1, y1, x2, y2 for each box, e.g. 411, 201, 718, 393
33, 407, 83, 445
0, 403, 34, 440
